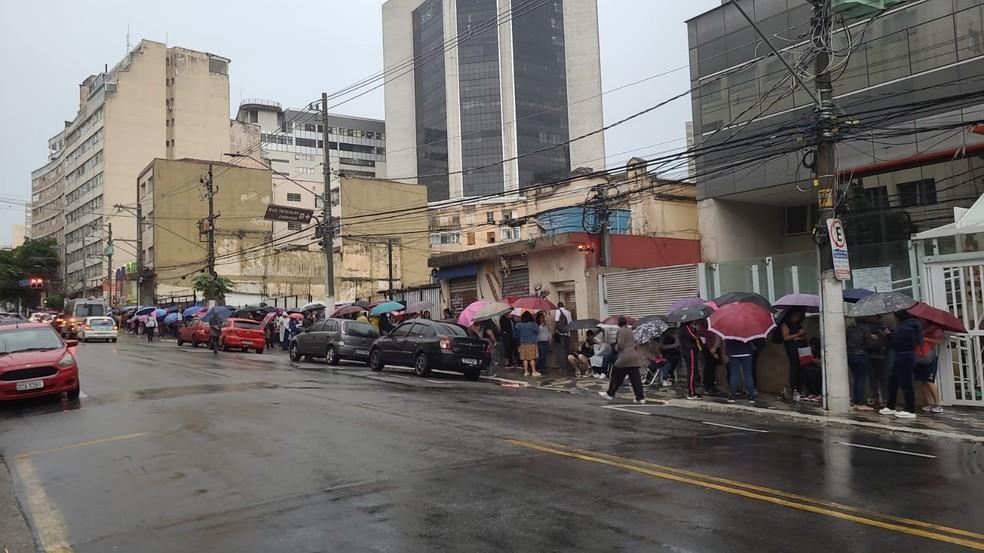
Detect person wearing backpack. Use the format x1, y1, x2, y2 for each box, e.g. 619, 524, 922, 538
553, 302, 572, 367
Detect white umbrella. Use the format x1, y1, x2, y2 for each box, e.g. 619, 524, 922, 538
470, 301, 512, 323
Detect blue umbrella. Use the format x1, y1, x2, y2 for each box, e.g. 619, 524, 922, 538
370, 301, 404, 316
201, 306, 234, 324
164, 312, 180, 324
182, 305, 203, 317
154, 308, 167, 318
166, 306, 179, 313
843, 288, 874, 303
134, 306, 157, 316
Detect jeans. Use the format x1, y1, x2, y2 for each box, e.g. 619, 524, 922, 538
887, 352, 916, 413
608, 366, 644, 400
868, 356, 888, 403
281, 335, 289, 351
662, 350, 680, 380
146, 327, 155, 342
537, 341, 550, 372
847, 353, 870, 406
727, 355, 755, 399
784, 343, 804, 394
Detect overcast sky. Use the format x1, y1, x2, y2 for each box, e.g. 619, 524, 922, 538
0, 0, 719, 246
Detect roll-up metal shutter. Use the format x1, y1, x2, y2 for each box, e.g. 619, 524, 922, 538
603, 264, 699, 319
448, 277, 478, 316
501, 268, 530, 298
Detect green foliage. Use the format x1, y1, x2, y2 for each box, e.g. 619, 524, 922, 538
191, 273, 235, 303
45, 294, 65, 310
0, 238, 60, 306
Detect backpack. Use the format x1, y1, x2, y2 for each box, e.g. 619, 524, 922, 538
555, 311, 570, 334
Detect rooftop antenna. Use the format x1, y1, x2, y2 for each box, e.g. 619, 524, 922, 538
126, 24, 131, 52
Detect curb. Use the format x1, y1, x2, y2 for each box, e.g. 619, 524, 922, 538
480, 375, 530, 388
660, 398, 984, 444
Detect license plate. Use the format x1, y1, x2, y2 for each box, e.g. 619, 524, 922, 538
356, 349, 369, 356
462, 358, 479, 366
242, 341, 252, 346
16, 379, 44, 391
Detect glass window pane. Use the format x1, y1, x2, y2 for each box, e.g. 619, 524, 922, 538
956, 5, 984, 61
699, 78, 730, 133
908, 16, 956, 74
866, 31, 910, 86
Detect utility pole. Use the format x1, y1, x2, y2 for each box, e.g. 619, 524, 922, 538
201, 164, 218, 303
811, 0, 850, 413
387, 238, 395, 299
105, 222, 113, 306
320, 92, 336, 312
136, 201, 143, 305
80, 233, 86, 297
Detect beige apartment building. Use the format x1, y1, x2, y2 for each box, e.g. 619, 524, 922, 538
33, 39, 232, 300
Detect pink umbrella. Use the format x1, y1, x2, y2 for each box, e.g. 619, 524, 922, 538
458, 300, 490, 328
511, 296, 557, 311
708, 302, 776, 342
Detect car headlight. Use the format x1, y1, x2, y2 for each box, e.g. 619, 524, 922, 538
58, 352, 75, 368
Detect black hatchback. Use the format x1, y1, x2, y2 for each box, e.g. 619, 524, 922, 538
289, 318, 379, 365
369, 320, 490, 380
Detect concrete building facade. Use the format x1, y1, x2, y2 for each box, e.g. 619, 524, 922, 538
383, 0, 606, 202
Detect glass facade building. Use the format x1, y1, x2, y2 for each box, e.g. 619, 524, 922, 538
413, 0, 451, 201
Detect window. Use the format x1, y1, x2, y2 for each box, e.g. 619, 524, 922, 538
899, 179, 937, 207
390, 324, 411, 338
408, 323, 434, 338
296, 167, 316, 175
464, 213, 475, 225
785, 203, 818, 236
486, 231, 496, 243
208, 57, 228, 75
286, 193, 302, 202
429, 231, 461, 245
345, 322, 378, 338
309, 321, 326, 332
862, 186, 889, 209
501, 226, 521, 242
466, 232, 476, 245
287, 221, 302, 231
486, 212, 495, 224
324, 320, 339, 332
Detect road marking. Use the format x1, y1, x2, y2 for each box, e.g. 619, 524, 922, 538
78, 392, 88, 399
14, 457, 73, 552
425, 379, 450, 384
601, 405, 655, 416
508, 439, 984, 549
836, 441, 937, 459
17, 432, 148, 459
701, 421, 770, 433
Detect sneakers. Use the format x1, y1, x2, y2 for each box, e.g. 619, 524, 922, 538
748, 397, 757, 405
895, 410, 916, 419
661, 379, 673, 387
931, 406, 944, 414
792, 391, 802, 403
634, 398, 647, 404
598, 391, 614, 401
879, 407, 897, 415
921, 406, 933, 413
593, 372, 606, 379
686, 394, 702, 401
532, 371, 543, 377
727, 396, 737, 404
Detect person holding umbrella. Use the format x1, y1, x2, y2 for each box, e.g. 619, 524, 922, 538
598, 318, 647, 403
880, 310, 922, 419
914, 321, 944, 414
669, 303, 715, 401
780, 309, 810, 402
514, 311, 541, 377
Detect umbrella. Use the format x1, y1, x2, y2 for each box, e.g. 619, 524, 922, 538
511, 296, 557, 311
154, 308, 167, 318
301, 301, 327, 312
708, 302, 777, 342
367, 299, 390, 308
637, 314, 670, 326
568, 318, 601, 331
602, 315, 637, 327
164, 312, 180, 324
773, 293, 821, 313
846, 291, 917, 318
471, 301, 513, 323
260, 311, 279, 328
134, 306, 157, 316
332, 305, 366, 318
907, 302, 968, 333
353, 300, 370, 309
182, 306, 203, 317
633, 319, 669, 343
404, 300, 434, 314
201, 306, 234, 324
370, 301, 405, 316
289, 312, 304, 319
668, 304, 715, 324
669, 297, 708, 312
843, 288, 874, 303
458, 300, 490, 328
714, 292, 772, 310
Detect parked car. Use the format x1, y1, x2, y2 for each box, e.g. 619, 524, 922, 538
289, 318, 379, 364
78, 316, 118, 343
0, 322, 80, 401
368, 319, 490, 380
176, 318, 211, 347
219, 318, 265, 353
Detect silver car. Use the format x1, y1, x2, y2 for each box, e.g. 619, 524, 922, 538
78, 316, 118, 343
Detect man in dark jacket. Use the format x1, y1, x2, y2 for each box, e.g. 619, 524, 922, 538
846, 320, 876, 411
880, 312, 922, 419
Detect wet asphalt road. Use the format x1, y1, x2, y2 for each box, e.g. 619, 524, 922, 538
1, 336, 983, 552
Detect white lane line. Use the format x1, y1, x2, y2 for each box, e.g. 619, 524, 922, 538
701, 421, 770, 433
425, 379, 450, 384
15, 457, 73, 552
78, 392, 88, 399
836, 441, 937, 459
602, 405, 655, 416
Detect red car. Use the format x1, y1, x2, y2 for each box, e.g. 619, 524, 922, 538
176, 318, 210, 347
219, 318, 265, 353
0, 322, 80, 401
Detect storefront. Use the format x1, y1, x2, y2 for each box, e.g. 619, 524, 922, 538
438, 264, 479, 317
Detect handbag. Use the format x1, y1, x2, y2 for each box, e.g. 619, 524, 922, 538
797, 345, 814, 366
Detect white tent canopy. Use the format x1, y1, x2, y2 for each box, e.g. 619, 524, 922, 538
913, 193, 984, 240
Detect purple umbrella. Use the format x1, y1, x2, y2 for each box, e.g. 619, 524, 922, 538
669, 297, 707, 313
773, 293, 821, 313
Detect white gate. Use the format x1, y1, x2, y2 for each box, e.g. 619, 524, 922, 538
601, 264, 700, 320
924, 255, 984, 407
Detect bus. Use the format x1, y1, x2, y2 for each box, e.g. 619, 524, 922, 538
62, 298, 108, 338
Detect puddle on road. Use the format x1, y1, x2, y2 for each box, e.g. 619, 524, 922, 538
131, 381, 280, 400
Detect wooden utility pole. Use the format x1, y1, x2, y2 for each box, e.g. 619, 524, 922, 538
320, 92, 336, 313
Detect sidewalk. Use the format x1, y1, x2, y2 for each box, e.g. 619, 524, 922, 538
496, 368, 984, 443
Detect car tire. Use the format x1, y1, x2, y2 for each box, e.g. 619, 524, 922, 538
325, 346, 338, 365
191, 337, 199, 348
465, 369, 481, 382
413, 353, 431, 377
177, 339, 184, 347
369, 348, 384, 372
289, 342, 301, 361
67, 383, 81, 400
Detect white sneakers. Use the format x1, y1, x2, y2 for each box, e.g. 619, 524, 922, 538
598, 391, 614, 400
634, 398, 647, 404
879, 407, 896, 415
894, 411, 916, 419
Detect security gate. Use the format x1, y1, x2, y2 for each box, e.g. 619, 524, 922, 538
923, 256, 984, 407
601, 264, 700, 320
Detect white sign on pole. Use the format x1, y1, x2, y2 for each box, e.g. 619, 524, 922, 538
827, 218, 851, 280
851, 266, 893, 292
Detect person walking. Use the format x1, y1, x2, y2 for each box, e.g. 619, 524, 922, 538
724, 339, 756, 404
514, 311, 541, 377
780, 309, 809, 402
679, 320, 704, 400
845, 319, 876, 412
880, 311, 922, 419
915, 322, 944, 414
535, 312, 551, 374
598, 318, 646, 403
209, 318, 222, 354
144, 314, 158, 343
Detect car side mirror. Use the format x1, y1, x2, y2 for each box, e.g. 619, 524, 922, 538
65, 339, 79, 348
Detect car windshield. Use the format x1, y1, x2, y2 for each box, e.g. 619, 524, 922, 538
233, 320, 261, 329
345, 322, 379, 338
0, 327, 63, 354
436, 323, 467, 337
74, 304, 106, 317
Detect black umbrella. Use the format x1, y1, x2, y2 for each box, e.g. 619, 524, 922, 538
668, 304, 715, 324
713, 291, 773, 310
568, 318, 601, 331
846, 291, 917, 317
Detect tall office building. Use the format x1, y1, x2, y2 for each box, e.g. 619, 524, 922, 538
383, 0, 605, 202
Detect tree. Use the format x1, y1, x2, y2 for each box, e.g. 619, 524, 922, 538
191, 273, 234, 305
0, 238, 60, 308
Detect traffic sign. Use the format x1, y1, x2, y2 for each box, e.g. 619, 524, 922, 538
264, 204, 314, 224
827, 218, 851, 280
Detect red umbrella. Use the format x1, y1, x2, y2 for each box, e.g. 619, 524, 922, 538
332, 305, 365, 318
511, 296, 557, 311
907, 302, 967, 333
601, 315, 637, 327
708, 302, 776, 342
289, 313, 304, 320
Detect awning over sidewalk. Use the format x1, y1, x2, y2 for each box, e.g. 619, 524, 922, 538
913, 193, 984, 239
436, 264, 479, 280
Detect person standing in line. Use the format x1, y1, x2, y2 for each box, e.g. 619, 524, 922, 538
599, 318, 646, 403
554, 302, 572, 367
279, 314, 291, 351
144, 313, 158, 343
659, 328, 680, 386
915, 321, 944, 414
865, 315, 890, 407
535, 312, 551, 374
880, 311, 922, 419
679, 320, 704, 400
442, 308, 453, 321
499, 313, 517, 370
725, 339, 756, 404
480, 318, 499, 378
514, 311, 541, 377
845, 319, 876, 412
700, 322, 723, 395
780, 309, 809, 402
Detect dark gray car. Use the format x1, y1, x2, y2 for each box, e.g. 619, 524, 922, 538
289, 318, 379, 365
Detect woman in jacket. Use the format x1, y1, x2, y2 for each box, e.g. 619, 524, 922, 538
880, 311, 922, 419
598, 318, 646, 403
513, 311, 541, 377
780, 309, 810, 402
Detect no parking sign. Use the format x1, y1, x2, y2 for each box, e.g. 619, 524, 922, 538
827, 218, 851, 280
